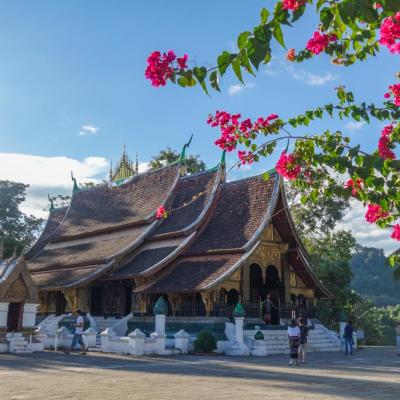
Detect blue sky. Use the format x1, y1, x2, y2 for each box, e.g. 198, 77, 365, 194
0, 1, 398, 252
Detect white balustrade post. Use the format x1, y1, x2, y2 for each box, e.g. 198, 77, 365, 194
129, 329, 145, 356
22, 303, 39, 330
225, 304, 250, 356
0, 302, 9, 329
174, 329, 190, 354
83, 327, 97, 348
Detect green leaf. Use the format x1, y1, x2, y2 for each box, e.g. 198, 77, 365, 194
260, 8, 270, 24
238, 31, 251, 50
262, 172, 270, 181
217, 51, 234, 76
320, 8, 334, 30
193, 66, 208, 95
292, 4, 306, 22
247, 37, 270, 69
209, 71, 220, 92
232, 57, 244, 84
272, 23, 285, 48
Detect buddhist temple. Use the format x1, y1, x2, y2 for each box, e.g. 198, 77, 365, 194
25, 146, 331, 325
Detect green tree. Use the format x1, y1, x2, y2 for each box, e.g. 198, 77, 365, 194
149, 147, 206, 174
0, 180, 44, 257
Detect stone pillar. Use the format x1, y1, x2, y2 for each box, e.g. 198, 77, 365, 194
129, 329, 145, 356
101, 328, 116, 352
225, 303, 250, 356
22, 303, 39, 331
251, 330, 267, 356
174, 329, 190, 354
151, 297, 167, 355
0, 302, 9, 329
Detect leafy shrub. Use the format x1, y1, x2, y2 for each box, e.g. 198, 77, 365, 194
193, 331, 217, 353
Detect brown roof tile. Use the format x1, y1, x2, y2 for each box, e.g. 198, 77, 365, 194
55, 163, 180, 239
31, 264, 109, 289
112, 246, 178, 278
135, 254, 243, 293
27, 225, 147, 270
25, 207, 68, 260
187, 174, 277, 254
152, 169, 218, 236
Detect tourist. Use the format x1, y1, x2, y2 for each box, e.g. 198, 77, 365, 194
298, 317, 309, 364
287, 319, 300, 366
343, 320, 354, 356
396, 321, 400, 356
262, 294, 276, 325
64, 310, 87, 355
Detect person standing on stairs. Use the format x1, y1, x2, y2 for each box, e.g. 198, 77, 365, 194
287, 319, 301, 366
298, 317, 309, 364
64, 310, 87, 355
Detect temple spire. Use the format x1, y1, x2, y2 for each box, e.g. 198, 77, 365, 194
110, 145, 137, 182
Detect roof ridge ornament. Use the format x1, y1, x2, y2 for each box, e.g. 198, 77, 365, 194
48, 194, 55, 211
179, 134, 193, 163
71, 171, 79, 193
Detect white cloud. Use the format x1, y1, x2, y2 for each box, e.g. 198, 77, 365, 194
344, 121, 366, 132
337, 200, 399, 256
287, 67, 338, 86
0, 153, 109, 218
78, 125, 99, 136
227, 82, 255, 96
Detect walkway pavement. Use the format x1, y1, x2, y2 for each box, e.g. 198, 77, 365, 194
0, 347, 399, 399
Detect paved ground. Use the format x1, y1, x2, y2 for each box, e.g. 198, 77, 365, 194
0, 347, 399, 400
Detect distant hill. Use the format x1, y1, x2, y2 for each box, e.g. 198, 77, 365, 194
350, 246, 400, 306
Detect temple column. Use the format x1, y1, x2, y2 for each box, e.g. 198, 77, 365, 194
63, 289, 78, 315
167, 293, 180, 316
201, 291, 214, 317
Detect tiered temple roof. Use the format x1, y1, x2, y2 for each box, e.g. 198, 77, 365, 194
25, 158, 330, 297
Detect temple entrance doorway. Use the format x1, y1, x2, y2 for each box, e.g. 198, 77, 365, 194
7, 302, 23, 332
90, 287, 104, 316
55, 291, 65, 315
226, 289, 239, 306
249, 264, 266, 302
124, 287, 132, 315
265, 265, 281, 325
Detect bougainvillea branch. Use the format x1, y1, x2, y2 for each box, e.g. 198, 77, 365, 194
145, 0, 400, 265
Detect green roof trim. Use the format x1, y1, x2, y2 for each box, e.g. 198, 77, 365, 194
71, 171, 80, 193
179, 134, 193, 162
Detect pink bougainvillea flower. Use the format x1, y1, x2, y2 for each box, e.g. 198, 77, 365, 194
379, 12, 400, 54
306, 31, 337, 55
385, 83, 400, 106
391, 224, 400, 241
373, 2, 383, 9
286, 48, 296, 62
238, 150, 255, 165
177, 54, 188, 70
365, 204, 390, 223
275, 151, 301, 180
378, 124, 396, 160
282, 0, 305, 11
156, 205, 168, 219
208, 111, 279, 152
145, 50, 189, 87
345, 178, 364, 196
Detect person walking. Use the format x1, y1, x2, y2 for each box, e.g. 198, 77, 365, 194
343, 320, 354, 356
298, 317, 309, 364
64, 310, 87, 355
287, 319, 300, 366
262, 294, 277, 325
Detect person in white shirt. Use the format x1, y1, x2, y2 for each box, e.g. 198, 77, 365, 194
65, 310, 87, 355
287, 319, 300, 366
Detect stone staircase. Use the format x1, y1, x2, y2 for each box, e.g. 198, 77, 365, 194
7, 333, 33, 354
243, 326, 342, 355
92, 317, 119, 349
